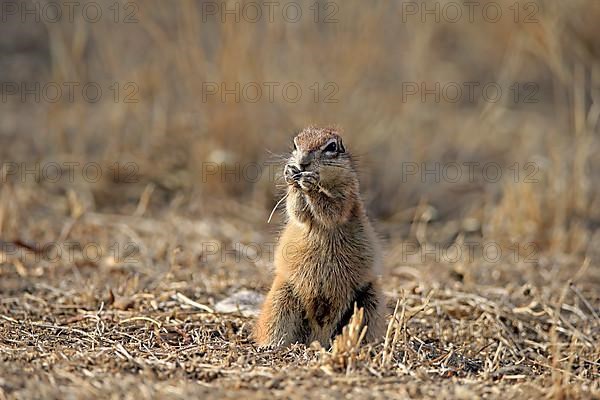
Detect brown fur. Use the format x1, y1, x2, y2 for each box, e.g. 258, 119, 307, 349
254, 126, 384, 347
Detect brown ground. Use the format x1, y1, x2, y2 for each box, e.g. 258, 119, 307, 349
0, 194, 598, 399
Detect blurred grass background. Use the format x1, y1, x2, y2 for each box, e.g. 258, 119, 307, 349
1, 0, 599, 259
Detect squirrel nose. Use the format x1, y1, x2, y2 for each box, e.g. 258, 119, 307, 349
296, 152, 313, 171
298, 162, 310, 171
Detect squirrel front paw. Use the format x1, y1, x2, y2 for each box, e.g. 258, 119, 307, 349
297, 171, 319, 192
284, 164, 301, 186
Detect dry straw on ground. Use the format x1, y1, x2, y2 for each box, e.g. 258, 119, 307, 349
0, 207, 598, 398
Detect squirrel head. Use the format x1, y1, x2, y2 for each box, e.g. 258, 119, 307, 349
288, 126, 355, 188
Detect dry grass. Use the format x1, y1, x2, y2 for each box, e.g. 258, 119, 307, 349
0, 206, 598, 399
1, 267, 598, 398
1, 0, 600, 398
321, 305, 368, 374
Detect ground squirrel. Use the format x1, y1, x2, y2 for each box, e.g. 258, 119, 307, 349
254, 126, 384, 347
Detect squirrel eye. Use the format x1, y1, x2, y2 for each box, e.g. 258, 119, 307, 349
293, 142, 297, 151
324, 142, 337, 153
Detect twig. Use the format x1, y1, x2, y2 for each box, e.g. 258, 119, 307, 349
570, 282, 600, 323
119, 316, 163, 328
267, 192, 288, 224
174, 292, 214, 313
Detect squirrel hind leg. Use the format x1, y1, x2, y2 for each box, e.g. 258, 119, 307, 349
330, 281, 383, 344
254, 282, 311, 346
